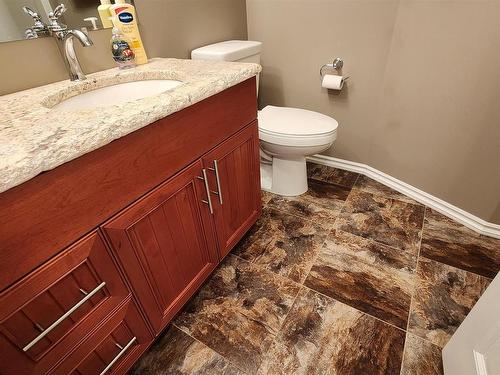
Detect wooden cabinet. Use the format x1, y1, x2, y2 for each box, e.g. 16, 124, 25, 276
103, 123, 261, 335
0, 231, 131, 374
203, 122, 262, 258
0, 78, 260, 373
103, 160, 220, 333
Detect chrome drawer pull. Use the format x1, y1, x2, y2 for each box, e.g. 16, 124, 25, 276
208, 160, 223, 205
100, 336, 137, 375
23, 281, 106, 352
197, 170, 214, 214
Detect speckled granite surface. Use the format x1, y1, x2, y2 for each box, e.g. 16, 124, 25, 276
0, 58, 261, 193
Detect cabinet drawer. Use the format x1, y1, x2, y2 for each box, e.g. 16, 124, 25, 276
0, 231, 130, 374
52, 297, 152, 375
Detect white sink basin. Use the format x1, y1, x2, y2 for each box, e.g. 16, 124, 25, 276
52, 79, 183, 110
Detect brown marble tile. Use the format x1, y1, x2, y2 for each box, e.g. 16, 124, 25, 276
186, 255, 301, 333
353, 175, 420, 205
335, 189, 425, 252
174, 301, 275, 374
232, 208, 330, 283
400, 333, 443, 375
307, 162, 359, 188
258, 288, 406, 375
261, 190, 275, 205
130, 325, 243, 375
408, 257, 490, 347
421, 209, 500, 278
305, 229, 416, 329
267, 179, 350, 225
173, 255, 301, 374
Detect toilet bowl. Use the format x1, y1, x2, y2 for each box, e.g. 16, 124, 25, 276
258, 105, 337, 196
192, 40, 339, 196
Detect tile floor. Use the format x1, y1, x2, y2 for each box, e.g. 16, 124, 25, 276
130, 163, 500, 375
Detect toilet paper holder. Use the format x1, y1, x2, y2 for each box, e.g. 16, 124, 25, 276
320, 58, 349, 80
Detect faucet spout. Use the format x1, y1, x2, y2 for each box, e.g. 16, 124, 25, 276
63, 30, 94, 81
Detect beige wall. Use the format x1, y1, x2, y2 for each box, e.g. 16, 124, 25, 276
247, 0, 500, 224
0, 0, 247, 96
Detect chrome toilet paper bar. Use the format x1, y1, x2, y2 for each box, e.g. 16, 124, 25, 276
320, 57, 350, 80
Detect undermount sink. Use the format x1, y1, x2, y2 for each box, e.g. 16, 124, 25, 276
52, 79, 183, 110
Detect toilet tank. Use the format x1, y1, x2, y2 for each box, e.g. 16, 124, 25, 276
191, 41, 262, 95
191, 40, 262, 64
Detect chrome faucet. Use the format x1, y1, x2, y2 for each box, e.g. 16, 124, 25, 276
61, 29, 94, 81
22, 3, 94, 81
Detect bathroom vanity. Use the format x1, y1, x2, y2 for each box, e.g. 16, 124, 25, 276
0, 59, 261, 374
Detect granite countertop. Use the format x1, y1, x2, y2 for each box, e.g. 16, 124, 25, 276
0, 58, 261, 194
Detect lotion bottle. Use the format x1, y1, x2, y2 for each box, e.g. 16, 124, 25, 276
109, 0, 148, 64
98, 0, 113, 29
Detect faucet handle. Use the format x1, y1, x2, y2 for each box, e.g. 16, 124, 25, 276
49, 4, 67, 20
48, 4, 67, 33
22, 6, 48, 35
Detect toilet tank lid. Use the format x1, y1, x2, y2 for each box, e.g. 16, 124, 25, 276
191, 40, 262, 61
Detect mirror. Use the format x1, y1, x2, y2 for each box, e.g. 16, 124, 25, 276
0, 0, 133, 43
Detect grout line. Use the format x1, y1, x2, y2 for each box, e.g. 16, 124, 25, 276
400, 206, 427, 374
172, 323, 253, 375
299, 282, 408, 334
418, 254, 494, 281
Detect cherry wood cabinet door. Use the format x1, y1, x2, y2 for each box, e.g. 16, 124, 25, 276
102, 160, 219, 334
0, 231, 130, 375
202, 122, 262, 258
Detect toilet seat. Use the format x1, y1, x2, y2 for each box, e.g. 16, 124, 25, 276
258, 106, 338, 147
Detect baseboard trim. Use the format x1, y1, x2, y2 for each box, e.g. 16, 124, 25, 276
307, 154, 500, 239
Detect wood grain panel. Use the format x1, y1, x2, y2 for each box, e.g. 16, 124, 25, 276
0, 77, 257, 291
52, 297, 152, 375
0, 231, 130, 374
103, 160, 219, 334
202, 122, 262, 258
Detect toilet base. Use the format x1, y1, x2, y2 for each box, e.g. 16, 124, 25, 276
260, 156, 308, 197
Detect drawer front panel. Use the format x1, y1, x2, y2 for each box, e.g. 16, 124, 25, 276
0, 231, 130, 374
52, 298, 152, 375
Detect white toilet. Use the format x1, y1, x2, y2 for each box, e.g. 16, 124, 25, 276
192, 40, 338, 196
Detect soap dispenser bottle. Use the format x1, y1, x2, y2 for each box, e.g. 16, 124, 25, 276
110, 26, 136, 69
109, 0, 148, 64
98, 0, 113, 28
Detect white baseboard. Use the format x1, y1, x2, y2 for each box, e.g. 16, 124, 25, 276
307, 154, 500, 239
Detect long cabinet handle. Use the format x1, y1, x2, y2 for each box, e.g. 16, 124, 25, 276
23, 281, 106, 352
99, 336, 137, 375
208, 160, 223, 205
197, 169, 213, 214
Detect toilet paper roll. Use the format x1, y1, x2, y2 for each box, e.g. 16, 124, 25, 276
322, 74, 345, 90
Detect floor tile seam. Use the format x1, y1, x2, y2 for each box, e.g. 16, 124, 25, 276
350, 185, 426, 210
299, 282, 408, 334
307, 174, 360, 191
405, 330, 446, 349
171, 322, 257, 375
418, 254, 494, 281
267, 199, 344, 228
227, 252, 307, 335
269, 283, 306, 344
405, 325, 448, 349
231, 253, 305, 291
330, 226, 421, 259
298, 228, 334, 289
402, 206, 427, 375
